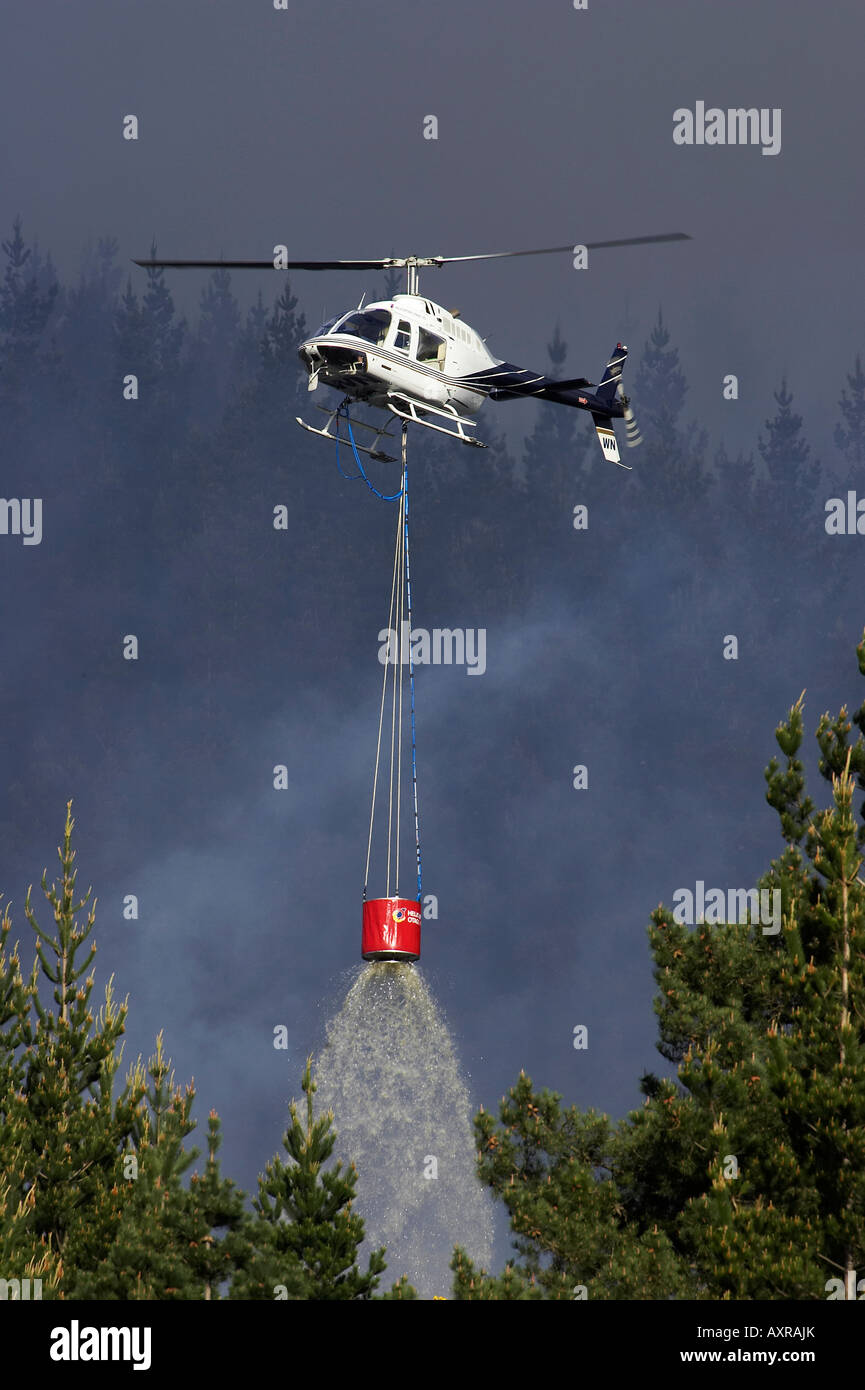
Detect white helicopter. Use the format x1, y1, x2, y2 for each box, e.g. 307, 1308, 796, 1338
136, 234, 688, 468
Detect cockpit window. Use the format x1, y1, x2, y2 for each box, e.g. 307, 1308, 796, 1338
332, 309, 391, 346
313, 315, 340, 336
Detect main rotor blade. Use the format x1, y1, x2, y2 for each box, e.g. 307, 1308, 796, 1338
431, 233, 691, 265
133, 234, 690, 272
132, 258, 400, 270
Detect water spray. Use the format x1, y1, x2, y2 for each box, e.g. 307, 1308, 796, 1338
315, 963, 495, 1297
317, 425, 494, 1296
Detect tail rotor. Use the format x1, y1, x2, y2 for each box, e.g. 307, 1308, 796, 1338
618, 383, 642, 449
592, 342, 641, 465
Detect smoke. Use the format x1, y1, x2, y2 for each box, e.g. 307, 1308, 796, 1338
315, 962, 494, 1299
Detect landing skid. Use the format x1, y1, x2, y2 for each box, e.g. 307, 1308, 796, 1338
386, 392, 488, 448
295, 402, 399, 462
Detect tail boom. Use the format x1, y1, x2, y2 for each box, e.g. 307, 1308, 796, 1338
474, 339, 639, 468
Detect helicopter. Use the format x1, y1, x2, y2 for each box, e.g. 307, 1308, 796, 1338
135, 233, 689, 468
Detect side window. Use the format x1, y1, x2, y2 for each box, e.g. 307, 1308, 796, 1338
394, 319, 412, 353
417, 328, 446, 366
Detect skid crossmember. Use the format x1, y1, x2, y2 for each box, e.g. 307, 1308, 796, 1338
296, 401, 399, 462
386, 392, 487, 448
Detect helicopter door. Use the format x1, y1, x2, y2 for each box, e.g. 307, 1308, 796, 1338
417, 327, 446, 370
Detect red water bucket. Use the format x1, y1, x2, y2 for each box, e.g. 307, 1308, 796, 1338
362, 897, 421, 962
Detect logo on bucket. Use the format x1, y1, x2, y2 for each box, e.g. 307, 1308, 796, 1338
392, 907, 407, 924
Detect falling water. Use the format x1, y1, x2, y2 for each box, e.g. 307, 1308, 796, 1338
315, 962, 495, 1299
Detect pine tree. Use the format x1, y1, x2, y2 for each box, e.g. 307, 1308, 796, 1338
0, 218, 58, 351
713, 439, 755, 507
615, 642, 865, 1299
61, 237, 123, 429
623, 309, 710, 648
260, 279, 307, 386
0, 216, 59, 436
242, 1059, 395, 1300
1, 805, 145, 1289
190, 267, 241, 427
110, 243, 189, 451
69, 1034, 200, 1299
182, 1111, 251, 1298
757, 376, 821, 534
113, 275, 145, 377
0, 898, 58, 1291
451, 1248, 540, 1300
1, 806, 251, 1300
71, 1041, 250, 1299
469, 632, 865, 1300
631, 308, 707, 513
522, 322, 593, 497
0, 898, 30, 1162
380, 266, 402, 301
111, 274, 151, 452
710, 440, 759, 600
834, 355, 865, 467
141, 239, 186, 383
234, 289, 268, 382
458, 1070, 692, 1299
225, 276, 308, 469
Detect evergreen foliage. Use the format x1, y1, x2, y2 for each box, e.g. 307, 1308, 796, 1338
834, 355, 865, 466
757, 376, 821, 533
9, 805, 143, 1283
0, 216, 59, 435
0, 810, 403, 1299
455, 1072, 692, 1300
631, 308, 708, 511
468, 632, 865, 1299
522, 322, 593, 505
239, 1058, 402, 1300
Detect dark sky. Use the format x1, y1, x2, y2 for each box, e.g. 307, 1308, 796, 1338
2, 0, 865, 1279
5, 0, 864, 457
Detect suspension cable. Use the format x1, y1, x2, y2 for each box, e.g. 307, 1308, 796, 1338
403, 425, 423, 900
395, 450, 406, 894
364, 487, 402, 897
361, 421, 421, 904
385, 487, 403, 896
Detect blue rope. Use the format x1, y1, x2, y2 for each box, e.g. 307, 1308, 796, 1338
334, 406, 361, 479
403, 440, 422, 901
335, 402, 403, 501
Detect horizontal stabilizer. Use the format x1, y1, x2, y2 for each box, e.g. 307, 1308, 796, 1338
546, 376, 595, 390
